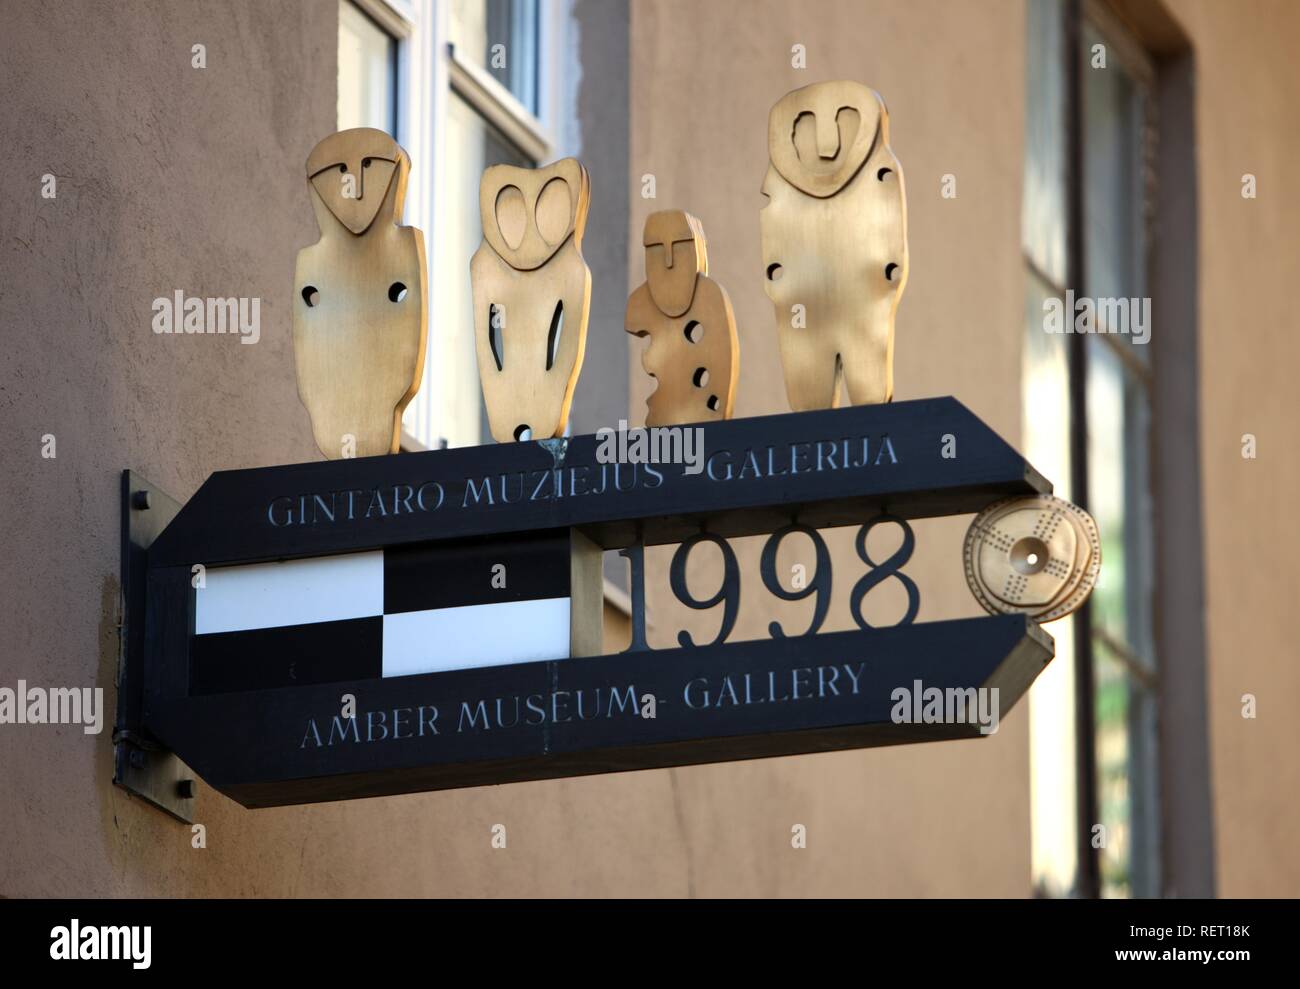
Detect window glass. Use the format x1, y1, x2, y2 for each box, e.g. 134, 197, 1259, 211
337, 0, 398, 133
1023, 0, 1159, 900
1094, 636, 1158, 898
1080, 17, 1159, 899
1024, 270, 1080, 898
1023, 0, 1069, 287
1093, 642, 1134, 895
1085, 340, 1154, 664
421, 93, 531, 448
1086, 341, 1128, 642
1083, 23, 1151, 362
450, 0, 541, 114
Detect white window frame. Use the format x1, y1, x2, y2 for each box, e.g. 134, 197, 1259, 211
347, 0, 575, 451
343, 0, 629, 618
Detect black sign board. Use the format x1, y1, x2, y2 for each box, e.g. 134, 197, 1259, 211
118, 397, 1055, 811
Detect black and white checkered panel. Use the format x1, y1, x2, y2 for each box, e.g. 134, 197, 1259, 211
189, 533, 572, 696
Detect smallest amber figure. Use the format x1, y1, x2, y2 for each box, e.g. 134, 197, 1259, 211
626, 210, 739, 426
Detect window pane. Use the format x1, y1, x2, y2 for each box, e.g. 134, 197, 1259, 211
1094, 638, 1158, 898
1023, 0, 1069, 286
1093, 640, 1133, 897
417, 94, 531, 448
1024, 269, 1080, 897
450, 0, 541, 114
337, 0, 397, 133
1083, 22, 1151, 361
1025, 1, 1160, 901
1024, 276, 1074, 501
1085, 339, 1154, 666
1082, 18, 1159, 900
1085, 339, 1157, 899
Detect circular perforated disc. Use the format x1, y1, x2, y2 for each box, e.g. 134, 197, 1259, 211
963, 495, 1101, 623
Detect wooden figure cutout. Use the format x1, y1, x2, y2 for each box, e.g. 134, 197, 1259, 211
760, 80, 907, 410
472, 158, 592, 442
625, 210, 738, 426
293, 128, 428, 458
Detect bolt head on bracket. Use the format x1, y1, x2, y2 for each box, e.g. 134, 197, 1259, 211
116, 470, 197, 824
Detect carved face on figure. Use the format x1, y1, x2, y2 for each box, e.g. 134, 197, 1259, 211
626, 210, 738, 427
767, 82, 880, 198
760, 80, 908, 411
643, 210, 707, 318
472, 158, 592, 442
292, 128, 428, 460
306, 128, 407, 234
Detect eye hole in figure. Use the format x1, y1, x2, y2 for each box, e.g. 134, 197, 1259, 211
884, 263, 899, 282
766, 263, 784, 282
488, 304, 504, 371
692, 367, 710, 388
338, 163, 348, 173
684, 320, 704, 344
706, 395, 720, 412
514, 424, 533, 442
363, 158, 372, 168
388, 282, 408, 303
877, 167, 892, 181
301, 286, 320, 307
546, 301, 564, 371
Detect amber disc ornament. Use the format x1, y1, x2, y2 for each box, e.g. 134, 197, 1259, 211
963, 494, 1101, 623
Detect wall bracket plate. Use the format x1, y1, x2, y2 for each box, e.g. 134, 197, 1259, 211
115, 469, 197, 823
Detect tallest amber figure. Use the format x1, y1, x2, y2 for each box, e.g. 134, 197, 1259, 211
760, 81, 908, 410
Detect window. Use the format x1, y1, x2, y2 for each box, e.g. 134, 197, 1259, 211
337, 0, 398, 134
432, 0, 549, 449
434, 93, 533, 448
1023, 0, 1078, 900
336, 0, 569, 451
1080, 7, 1159, 900
1023, 0, 1159, 899
449, 0, 541, 114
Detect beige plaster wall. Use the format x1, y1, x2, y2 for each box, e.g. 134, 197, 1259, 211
1165, 0, 1300, 897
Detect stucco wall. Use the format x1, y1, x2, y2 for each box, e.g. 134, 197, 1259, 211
0, 0, 335, 896
1165, 0, 1300, 898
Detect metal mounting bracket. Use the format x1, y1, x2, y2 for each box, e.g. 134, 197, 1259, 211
115, 469, 197, 823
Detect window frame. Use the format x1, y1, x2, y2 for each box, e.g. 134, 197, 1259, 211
1066, 0, 1160, 899
1024, 0, 1166, 899
344, 0, 574, 451
338, 0, 402, 135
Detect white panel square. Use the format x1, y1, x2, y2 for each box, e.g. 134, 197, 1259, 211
382, 598, 571, 677
196, 551, 384, 635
